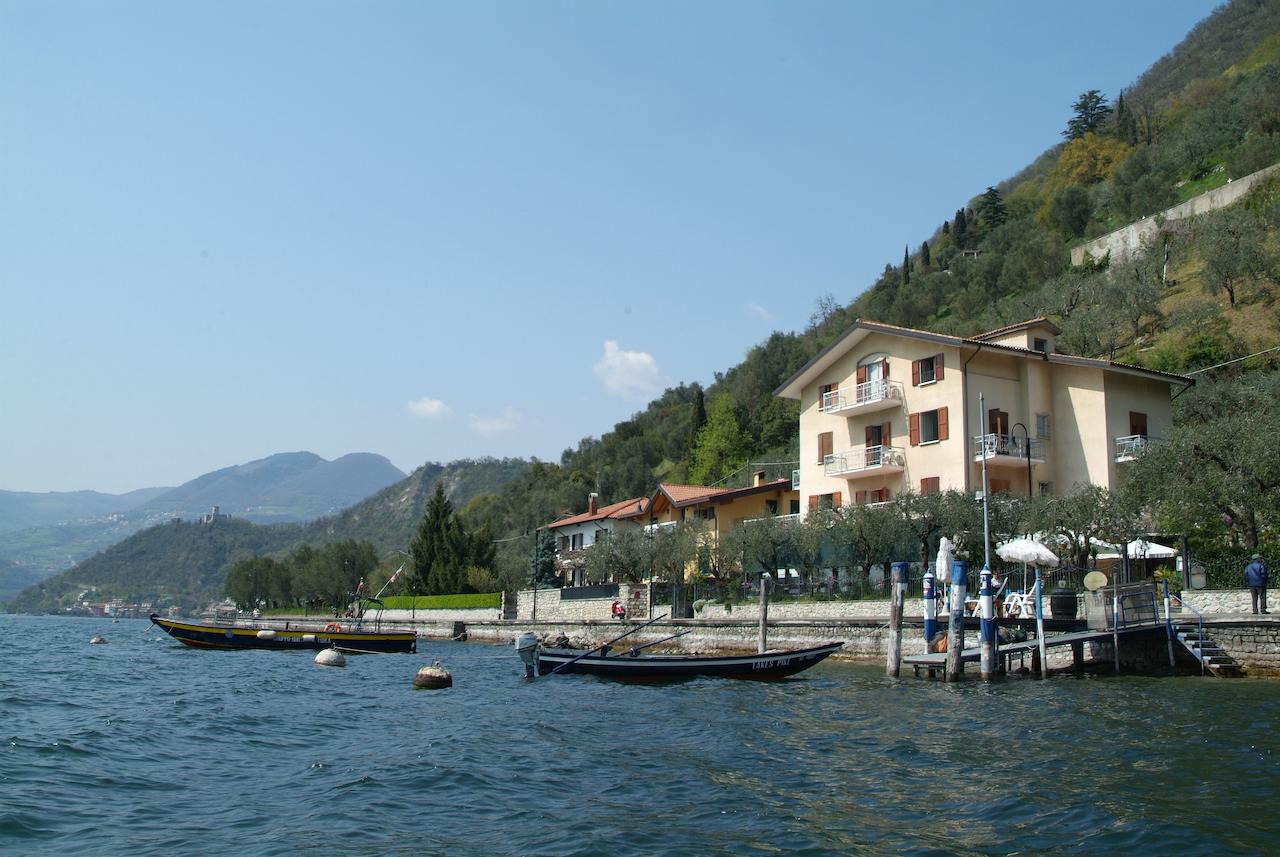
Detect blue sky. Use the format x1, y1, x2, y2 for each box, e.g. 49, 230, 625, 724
0, 1, 1219, 494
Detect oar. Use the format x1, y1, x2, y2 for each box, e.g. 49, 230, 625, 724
547, 613, 669, 675
623, 629, 691, 656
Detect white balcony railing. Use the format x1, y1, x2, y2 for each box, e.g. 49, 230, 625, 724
740, 512, 802, 526
823, 445, 904, 477
821, 379, 903, 414
643, 520, 678, 535
972, 433, 1045, 463
1114, 434, 1159, 462
791, 469, 800, 489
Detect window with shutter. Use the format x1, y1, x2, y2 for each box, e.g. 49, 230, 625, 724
934, 353, 944, 381
808, 495, 820, 511
832, 491, 842, 507
817, 431, 833, 464
920, 477, 940, 494
881, 421, 891, 446
856, 366, 867, 385
938, 407, 949, 441
1129, 411, 1148, 437
911, 360, 920, 386
909, 412, 920, 446
855, 490, 867, 505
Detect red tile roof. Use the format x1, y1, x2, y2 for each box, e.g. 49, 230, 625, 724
546, 497, 648, 530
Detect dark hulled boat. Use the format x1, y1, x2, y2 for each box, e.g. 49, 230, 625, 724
150, 613, 417, 654
534, 641, 843, 682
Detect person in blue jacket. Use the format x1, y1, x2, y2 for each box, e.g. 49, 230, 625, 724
1245, 553, 1268, 614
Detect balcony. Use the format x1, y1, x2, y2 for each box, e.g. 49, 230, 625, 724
824, 445, 905, 478
791, 469, 800, 489
972, 433, 1046, 465
821, 379, 904, 417
1114, 434, 1159, 462
740, 512, 802, 526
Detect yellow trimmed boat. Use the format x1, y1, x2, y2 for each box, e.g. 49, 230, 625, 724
150, 613, 416, 654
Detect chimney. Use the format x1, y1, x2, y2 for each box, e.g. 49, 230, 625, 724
587, 493, 599, 515
753, 470, 767, 487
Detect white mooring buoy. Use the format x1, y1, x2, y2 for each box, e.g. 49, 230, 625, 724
90, 635, 107, 645
413, 660, 453, 689
315, 647, 346, 667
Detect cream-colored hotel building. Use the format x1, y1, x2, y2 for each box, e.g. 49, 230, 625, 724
775, 317, 1194, 510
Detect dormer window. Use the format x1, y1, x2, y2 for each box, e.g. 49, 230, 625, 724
1034, 337, 1048, 353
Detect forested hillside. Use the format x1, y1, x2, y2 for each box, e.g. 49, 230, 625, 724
461, 0, 1280, 585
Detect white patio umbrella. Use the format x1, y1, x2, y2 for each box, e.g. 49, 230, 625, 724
996, 537, 1060, 567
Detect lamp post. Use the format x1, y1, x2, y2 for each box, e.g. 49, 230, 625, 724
1012, 421, 1033, 498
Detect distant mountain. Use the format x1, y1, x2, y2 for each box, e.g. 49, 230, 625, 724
133, 451, 407, 523
0, 487, 170, 534
0, 451, 408, 601
4, 457, 529, 613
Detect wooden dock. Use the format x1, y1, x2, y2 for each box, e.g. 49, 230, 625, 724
902, 623, 1165, 678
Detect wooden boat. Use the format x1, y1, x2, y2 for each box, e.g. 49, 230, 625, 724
535, 641, 843, 682
150, 613, 417, 654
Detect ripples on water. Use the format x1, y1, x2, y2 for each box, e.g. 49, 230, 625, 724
1, 615, 1278, 856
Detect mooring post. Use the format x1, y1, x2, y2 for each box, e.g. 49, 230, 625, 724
758, 571, 770, 654
922, 569, 938, 651
979, 566, 996, 681
886, 561, 907, 677
1162, 578, 1176, 674
1071, 641, 1085, 678
1034, 568, 1048, 680
1112, 584, 1121, 674
945, 560, 968, 682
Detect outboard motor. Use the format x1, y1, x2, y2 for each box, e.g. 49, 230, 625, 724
515, 631, 540, 678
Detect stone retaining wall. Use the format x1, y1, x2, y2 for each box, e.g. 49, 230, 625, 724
1070, 163, 1280, 266
1180, 589, 1280, 615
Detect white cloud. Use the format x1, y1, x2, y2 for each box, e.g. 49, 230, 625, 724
407, 397, 453, 420
469, 407, 522, 435
593, 340, 666, 401
746, 302, 773, 322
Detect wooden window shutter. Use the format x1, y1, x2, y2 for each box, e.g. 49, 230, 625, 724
855, 490, 867, 505
830, 380, 838, 394
990, 478, 1011, 494
911, 359, 920, 386
808, 495, 819, 511
881, 358, 889, 378
832, 491, 842, 507
865, 425, 876, 447
920, 476, 940, 494
817, 431, 833, 464
909, 412, 920, 446
881, 421, 891, 446
935, 353, 944, 381
937, 407, 949, 441
856, 366, 867, 385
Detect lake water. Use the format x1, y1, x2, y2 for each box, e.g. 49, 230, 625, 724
2, 614, 1278, 856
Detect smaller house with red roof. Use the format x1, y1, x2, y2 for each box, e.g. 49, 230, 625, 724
545, 493, 648, 586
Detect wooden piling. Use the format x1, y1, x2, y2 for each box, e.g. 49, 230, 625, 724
886, 562, 907, 677
1034, 569, 1048, 680
1071, 641, 1085, 678
945, 560, 968, 682
758, 572, 769, 654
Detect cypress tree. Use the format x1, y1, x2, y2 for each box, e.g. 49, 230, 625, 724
954, 208, 968, 249
942, 220, 950, 235
687, 386, 707, 461
902, 245, 911, 285
920, 240, 931, 268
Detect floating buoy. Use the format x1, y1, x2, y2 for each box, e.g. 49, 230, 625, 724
90, 635, 107, 645
315, 648, 346, 667
256, 629, 277, 640
413, 660, 453, 689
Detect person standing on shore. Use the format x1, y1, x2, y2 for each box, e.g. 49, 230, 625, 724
1245, 554, 1268, 614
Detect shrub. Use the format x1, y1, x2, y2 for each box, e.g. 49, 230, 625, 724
370, 593, 501, 610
